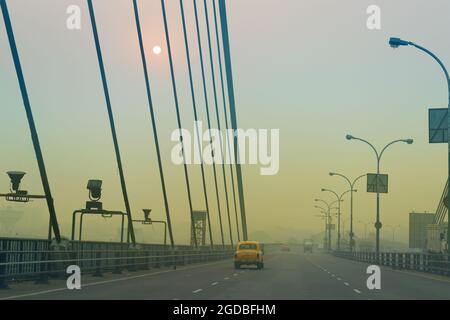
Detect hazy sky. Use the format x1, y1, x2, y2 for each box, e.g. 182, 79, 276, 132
0, 0, 449, 245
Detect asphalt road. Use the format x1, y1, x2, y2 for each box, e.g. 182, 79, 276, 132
1, 247, 449, 300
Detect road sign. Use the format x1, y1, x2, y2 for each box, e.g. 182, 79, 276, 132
429, 108, 448, 143
367, 173, 388, 193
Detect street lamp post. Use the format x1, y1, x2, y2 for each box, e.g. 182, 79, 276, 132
321, 189, 352, 250
330, 173, 366, 252
386, 224, 400, 243
315, 199, 332, 251
358, 220, 371, 240
346, 135, 413, 255
314, 206, 328, 249
388, 37, 450, 254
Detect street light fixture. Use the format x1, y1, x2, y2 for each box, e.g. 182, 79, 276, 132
321, 188, 352, 250
315, 198, 336, 251
388, 36, 450, 254
0, 171, 50, 240
346, 134, 413, 255
329, 172, 366, 252
131, 209, 167, 246
386, 224, 401, 243
7, 171, 26, 192
314, 206, 329, 250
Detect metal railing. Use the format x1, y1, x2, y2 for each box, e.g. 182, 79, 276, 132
334, 250, 450, 276
0, 237, 234, 288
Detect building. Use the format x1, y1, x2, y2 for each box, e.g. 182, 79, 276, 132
409, 212, 435, 249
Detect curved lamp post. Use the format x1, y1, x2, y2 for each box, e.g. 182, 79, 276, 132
315, 199, 332, 251
346, 135, 413, 254
386, 224, 401, 243
321, 189, 352, 250
314, 206, 329, 250
330, 172, 366, 252
389, 37, 450, 254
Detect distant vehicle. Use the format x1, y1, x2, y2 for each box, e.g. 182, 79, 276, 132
234, 241, 264, 269
304, 241, 313, 253
281, 244, 290, 252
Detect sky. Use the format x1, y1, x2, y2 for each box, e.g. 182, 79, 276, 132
0, 0, 449, 246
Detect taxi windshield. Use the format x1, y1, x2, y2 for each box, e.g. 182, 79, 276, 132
239, 243, 257, 250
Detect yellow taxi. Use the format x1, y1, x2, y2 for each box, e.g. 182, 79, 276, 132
234, 241, 264, 269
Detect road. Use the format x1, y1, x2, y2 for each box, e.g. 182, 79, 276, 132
1, 246, 449, 300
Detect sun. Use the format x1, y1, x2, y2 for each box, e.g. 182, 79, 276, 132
152, 46, 162, 55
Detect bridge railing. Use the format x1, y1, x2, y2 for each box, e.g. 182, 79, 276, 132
0, 237, 234, 288
333, 250, 450, 276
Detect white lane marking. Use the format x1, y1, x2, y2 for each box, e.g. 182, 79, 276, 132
211, 282, 219, 286
337, 277, 341, 281
193, 289, 203, 294
354, 289, 361, 294
224, 277, 230, 280
331, 274, 336, 277
0, 259, 231, 300
344, 282, 350, 286
233, 273, 238, 276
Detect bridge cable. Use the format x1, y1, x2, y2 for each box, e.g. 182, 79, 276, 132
203, 0, 234, 246
192, 0, 225, 247
132, 0, 175, 247
87, 0, 137, 246
211, 0, 241, 241
160, 0, 198, 247
0, 0, 61, 242
217, 0, 249, 240
179, 0, 214, 247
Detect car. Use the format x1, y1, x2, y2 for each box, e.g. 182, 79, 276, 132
304, 241, 313, 253
234, 241, 264, 269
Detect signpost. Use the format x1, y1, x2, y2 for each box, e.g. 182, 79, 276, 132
367, 173, 389, 194
429, 108, 448, 143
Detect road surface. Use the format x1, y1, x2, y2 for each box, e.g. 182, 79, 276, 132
1, 246, 449, 300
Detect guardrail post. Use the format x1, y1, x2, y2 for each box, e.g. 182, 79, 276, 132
35, 249, 50, 284
446, 256, 450, 276
142, 250, 149, 270
154, 251, 161, 269
0, 250, 8, 289
112, 250, 122, 274
127, 249, 137, 272
93, 251, 103, 277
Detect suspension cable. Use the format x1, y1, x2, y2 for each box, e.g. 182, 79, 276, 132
212, 0, 241, 241
160, 0, 198, 247
203, 0, 234, 246
1, 0, 61, 242
193, 0, 225, 247
218, 0, 248, 240
132, 0, 175, 247
179, 0, 214, 248
87, 0, 136, 246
